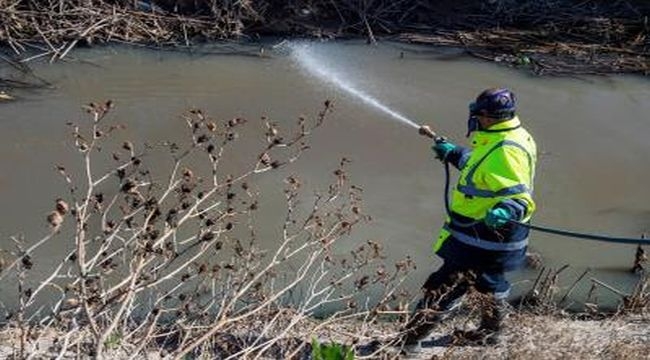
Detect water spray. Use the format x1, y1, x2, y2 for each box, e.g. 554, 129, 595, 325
288, 42, 431, 133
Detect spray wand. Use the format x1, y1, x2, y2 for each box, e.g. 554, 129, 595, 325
417, 125, 445, 144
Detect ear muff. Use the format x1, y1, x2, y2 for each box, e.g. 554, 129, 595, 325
466, 115, 480, 137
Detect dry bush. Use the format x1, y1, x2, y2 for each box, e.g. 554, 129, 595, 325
395, 286, 650, 360
518, 263, 650, 320
0, 101, 414, 359
478, 313, 650, 360
623, 275, 649, 314
519, 266, 569, 315
0, 0, 264, 61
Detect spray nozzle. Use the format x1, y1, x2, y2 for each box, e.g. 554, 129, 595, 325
419, 125, 447, 143
418, 125, 436, 138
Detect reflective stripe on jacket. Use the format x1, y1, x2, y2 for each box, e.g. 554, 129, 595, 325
434, 116, 537, 254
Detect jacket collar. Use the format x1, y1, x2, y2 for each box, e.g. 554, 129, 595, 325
482, 116, 521, 133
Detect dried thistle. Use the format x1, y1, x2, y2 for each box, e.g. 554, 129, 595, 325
21, 255, 33, 270
47, 211, 64, 229
55, 198, 69, 215
259, 153, 271, 166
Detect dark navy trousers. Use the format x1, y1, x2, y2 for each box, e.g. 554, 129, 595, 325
421, 260, 511, 312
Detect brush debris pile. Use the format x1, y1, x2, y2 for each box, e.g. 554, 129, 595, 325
0, 0, 648, 75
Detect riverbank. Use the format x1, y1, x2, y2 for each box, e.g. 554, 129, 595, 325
1, 255, 647, 358
1, 308, 648, 359
400, 312, 650, 359
0, 0, 648, 76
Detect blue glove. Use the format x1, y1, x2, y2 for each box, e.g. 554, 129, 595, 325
485, 207, 512, 229
432, 140, 456, 162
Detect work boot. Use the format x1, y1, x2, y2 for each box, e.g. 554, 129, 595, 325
400, 298, 438, 347
400, 294, 465, 347
479, 297, 506, 332
452, 328, 499, 346
453, 297, 506, 346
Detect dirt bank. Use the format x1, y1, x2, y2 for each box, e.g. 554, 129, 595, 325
399, 312, 650, 359
1, 312, 648, 359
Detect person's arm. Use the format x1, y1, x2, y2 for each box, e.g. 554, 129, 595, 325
432, 140, 472, 170
485, 198, 529, 228
445, 146, 471, 170
478, 146, 536, 228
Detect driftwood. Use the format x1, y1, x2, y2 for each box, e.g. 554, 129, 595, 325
0, 1, 647, 76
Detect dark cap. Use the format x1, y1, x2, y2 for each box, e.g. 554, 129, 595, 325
469, 88, 517, 120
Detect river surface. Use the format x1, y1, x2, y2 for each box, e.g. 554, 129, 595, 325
0, 41, 649, 311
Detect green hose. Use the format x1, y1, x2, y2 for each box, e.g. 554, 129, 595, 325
442, 162, 649, 245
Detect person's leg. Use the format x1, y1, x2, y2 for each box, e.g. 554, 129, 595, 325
401, 261, 471, 345
476, 271, 510, 333
454, 270, 509, 345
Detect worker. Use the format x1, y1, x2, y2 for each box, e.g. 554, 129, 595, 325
405, 88, 538, 346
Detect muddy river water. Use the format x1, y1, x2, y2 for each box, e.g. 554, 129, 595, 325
0, 41, 648, 310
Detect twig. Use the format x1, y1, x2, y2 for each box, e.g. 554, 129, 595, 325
560, 268, 591, 305
590, 277, 629, 298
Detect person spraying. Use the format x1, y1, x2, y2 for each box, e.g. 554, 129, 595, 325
405, 88, 538, 346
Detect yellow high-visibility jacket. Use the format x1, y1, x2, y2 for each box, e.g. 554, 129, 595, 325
434, 117, 537, 270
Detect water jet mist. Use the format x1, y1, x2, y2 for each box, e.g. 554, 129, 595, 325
289, 42, 420, 129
